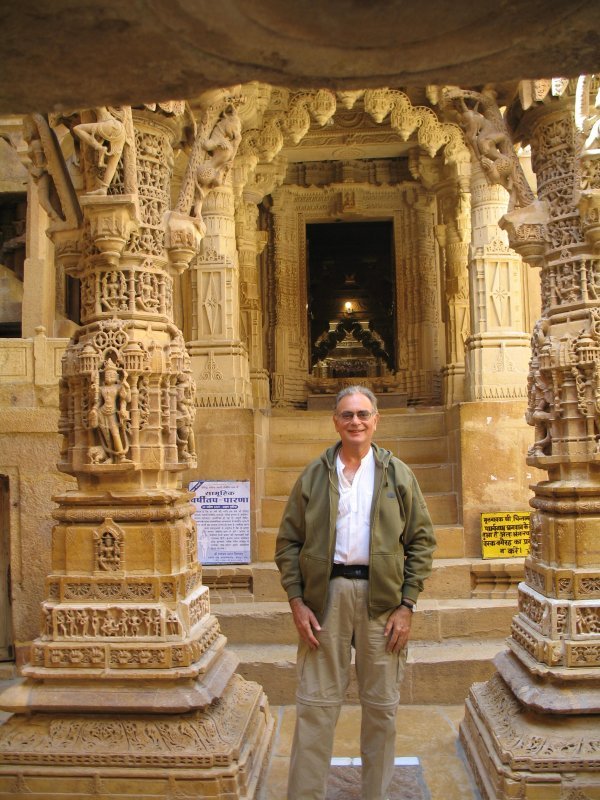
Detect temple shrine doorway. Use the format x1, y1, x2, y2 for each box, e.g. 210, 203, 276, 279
307, 220, 396, 379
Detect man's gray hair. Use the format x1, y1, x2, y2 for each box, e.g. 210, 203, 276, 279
334, 385, 378, 413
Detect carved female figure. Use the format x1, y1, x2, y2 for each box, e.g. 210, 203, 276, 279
193, 105, 242, 217
73, 106, 128, 194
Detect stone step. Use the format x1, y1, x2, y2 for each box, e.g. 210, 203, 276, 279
254, 525, 467, 567
261, 491, 458, 529
265, 436, 450, 468
204, 558, 524, 605
264, 462, 455, 497
269, 408, 447, 440
215, 598, 516, 646
229, 638, 505, 705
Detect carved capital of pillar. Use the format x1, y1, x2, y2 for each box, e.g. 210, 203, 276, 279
80, 194, 139, 267
499, 199, 549, 268
164, 209, 205, 274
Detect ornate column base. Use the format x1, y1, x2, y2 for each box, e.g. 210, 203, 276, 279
0, 674, 273, 799
460, 664, 600, 800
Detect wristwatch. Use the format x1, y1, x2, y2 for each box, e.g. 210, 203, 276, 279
400, 599, 416, 613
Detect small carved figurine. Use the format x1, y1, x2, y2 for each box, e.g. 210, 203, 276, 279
526, 370, 553, 457
175, 373, 196, 463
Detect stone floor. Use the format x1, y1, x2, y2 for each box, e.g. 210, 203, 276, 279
0, 667, 480, 800
261, 704, 482, 800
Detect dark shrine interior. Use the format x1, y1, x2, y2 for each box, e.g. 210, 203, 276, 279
306, 220, 396, 370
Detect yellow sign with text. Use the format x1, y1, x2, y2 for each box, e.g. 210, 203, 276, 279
481, 512, 531, 559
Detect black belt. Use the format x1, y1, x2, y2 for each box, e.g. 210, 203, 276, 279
330, 563, 369, 580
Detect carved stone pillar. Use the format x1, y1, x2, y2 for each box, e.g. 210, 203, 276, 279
236, 197, 269, 408
187, 179, 252, 408
21, 180, 57, 337
461, 88, 600, 799
465, 162, 532, 401
407, 152, 453, 405
0, 106, 272, 799
436, 185, 471, 405
414, 192, 444, 404
269, 189, 306, 407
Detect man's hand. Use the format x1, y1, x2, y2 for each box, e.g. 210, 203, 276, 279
290, 597, 321, 649
384, 605, 412, 653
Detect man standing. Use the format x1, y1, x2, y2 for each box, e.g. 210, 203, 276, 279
275, 385, 436, 800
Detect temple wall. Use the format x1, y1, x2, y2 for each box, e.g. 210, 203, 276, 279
0, 334, 74, 661
454, 401, 545, 558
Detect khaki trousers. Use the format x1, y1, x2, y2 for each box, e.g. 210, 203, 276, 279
287, 577, 407, 800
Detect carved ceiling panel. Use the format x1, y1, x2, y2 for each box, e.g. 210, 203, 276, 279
3, 1, 600, 112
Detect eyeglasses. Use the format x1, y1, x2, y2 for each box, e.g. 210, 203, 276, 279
336, 410, 376, 422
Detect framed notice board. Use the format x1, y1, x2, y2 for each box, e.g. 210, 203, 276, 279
189, 480, 251, 565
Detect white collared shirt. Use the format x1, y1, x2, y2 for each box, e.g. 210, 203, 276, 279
334, 447, 374, 565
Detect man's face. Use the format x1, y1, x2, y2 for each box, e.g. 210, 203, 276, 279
333, 392, 379, 451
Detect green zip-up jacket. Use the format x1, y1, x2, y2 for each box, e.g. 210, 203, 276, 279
275, 442, 436, 619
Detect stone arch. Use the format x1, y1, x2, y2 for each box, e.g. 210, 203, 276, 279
237, 87, 469, 190
234, 86, 469, 407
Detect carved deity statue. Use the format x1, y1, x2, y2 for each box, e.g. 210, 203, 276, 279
89, 359, 132, 463
453, 91, 513, 189
526, 319, 553, 457
526, 370, 553, 457
174, 98, 243, 226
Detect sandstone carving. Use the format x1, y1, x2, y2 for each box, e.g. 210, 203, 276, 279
0, 95, 272, 799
